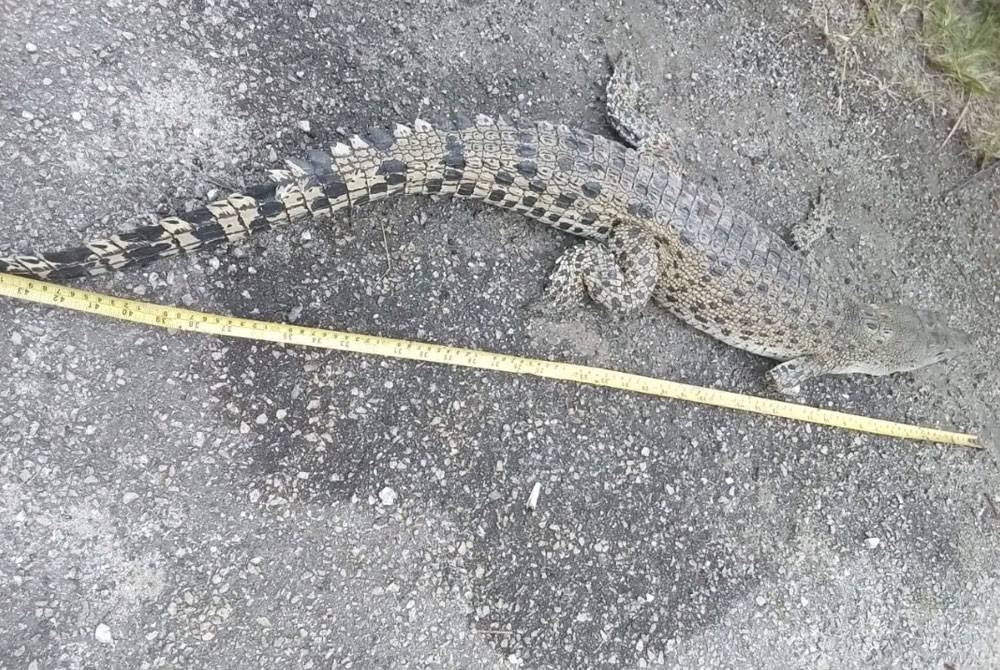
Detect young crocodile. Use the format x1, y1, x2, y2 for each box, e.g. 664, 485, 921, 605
0, 56, 971, 393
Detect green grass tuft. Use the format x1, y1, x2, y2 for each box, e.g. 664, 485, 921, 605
922, 0, 1000, 97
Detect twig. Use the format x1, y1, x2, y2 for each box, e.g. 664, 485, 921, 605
939, 96, 971, 151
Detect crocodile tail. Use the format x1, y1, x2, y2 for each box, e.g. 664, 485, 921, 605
0, 116, 494, 280
0, 178, 316, 280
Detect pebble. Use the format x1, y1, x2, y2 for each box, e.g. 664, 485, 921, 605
94, 623, 113, 644
379, 486, 398, 506
25, 43, 38, 53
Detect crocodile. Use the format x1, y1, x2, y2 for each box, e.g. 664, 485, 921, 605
0, 55, 971, 394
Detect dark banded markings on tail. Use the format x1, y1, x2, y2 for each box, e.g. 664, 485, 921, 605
170, 208, 228, 249
5, 256, 56, 277
110, 234, 178, 266
444, 135, 465, 171
206, 200, 251, 243
244, 182, 295, 227
442, 134, 466, 188
275, 181, 315, 222
157, 216, 205, 253
296, 152, 336, 216
40, 245, 93, 267
228, 194, 265, 236
312, 172, 351, 211
374, 159, 408, 202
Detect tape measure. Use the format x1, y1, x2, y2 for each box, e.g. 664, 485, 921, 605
0, 272, 979, 448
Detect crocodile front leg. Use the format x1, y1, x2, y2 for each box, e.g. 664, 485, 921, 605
541, 221, 659, 316
766, 355, 835, 395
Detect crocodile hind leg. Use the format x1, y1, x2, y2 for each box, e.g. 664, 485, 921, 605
540, 221, 659, 316
790, 186, 834, 252
606, 51, 677, 162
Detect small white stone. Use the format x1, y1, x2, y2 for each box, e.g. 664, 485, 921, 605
71, 111, 82, 122
255, 413, 268, 425
25, 42, 38, 53
94, 623, 113, 644
526, 482, 542, 511
296, 119, 311, 133
379, 486, 398, 506
864, 537, 881, 550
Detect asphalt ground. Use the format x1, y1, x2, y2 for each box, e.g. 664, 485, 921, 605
1, 1, 997, 668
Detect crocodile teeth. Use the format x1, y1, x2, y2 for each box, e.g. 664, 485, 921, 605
393, 123, 412, 138
349, 134, 369, 150
330, 142, 351, 157
475, 113, 493, 126
413, 117, 433, 132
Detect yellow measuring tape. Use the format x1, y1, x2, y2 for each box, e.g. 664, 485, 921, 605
0, 272, 978, 448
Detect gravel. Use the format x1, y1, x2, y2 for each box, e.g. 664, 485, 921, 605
1, 0, 997, 668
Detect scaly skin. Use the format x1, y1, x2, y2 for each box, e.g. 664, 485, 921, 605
0, 79, 971, 392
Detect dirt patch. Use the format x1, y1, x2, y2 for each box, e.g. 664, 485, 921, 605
812, 0, 1000, 159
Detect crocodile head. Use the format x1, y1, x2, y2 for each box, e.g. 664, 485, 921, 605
833, 303, 973, 376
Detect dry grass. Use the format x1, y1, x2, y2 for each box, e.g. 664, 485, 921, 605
812, 0, 1000, 160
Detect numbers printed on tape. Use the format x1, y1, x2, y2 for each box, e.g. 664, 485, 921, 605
0, 271, 979, 448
